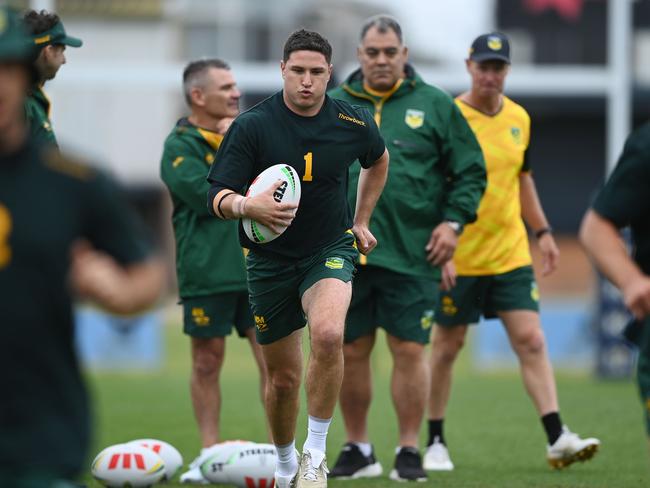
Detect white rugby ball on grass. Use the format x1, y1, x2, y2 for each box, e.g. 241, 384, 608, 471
128, 438, 183, 482
200, 442, 277, 487
243, 164, 301, 244
91, 443, 165, 487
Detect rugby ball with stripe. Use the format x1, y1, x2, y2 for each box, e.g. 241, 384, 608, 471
242, 164, 301, 244
128, 438, 183, 481
91, 443, 165, 487
200, 442, 277, 487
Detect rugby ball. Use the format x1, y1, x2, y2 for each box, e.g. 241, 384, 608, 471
128, 439, 183, 482
91, 443, 166, 488
242, 164, 301, 244
200, 442, 277, 487
196, 440, 256, 483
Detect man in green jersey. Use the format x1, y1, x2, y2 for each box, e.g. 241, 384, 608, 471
0, 7, 163, 487
328, 15, 486, 481
23, 9, 82, 146
160, 58, 267, 484
207, 29, 389, 488
581, 124, 650, 450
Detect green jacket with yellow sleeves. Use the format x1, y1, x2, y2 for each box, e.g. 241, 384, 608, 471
329, 65, 486, 280
25, 85, 58, 147
160, 118, 247, 298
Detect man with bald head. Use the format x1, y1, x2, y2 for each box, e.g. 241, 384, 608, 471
329, 14, 486, 482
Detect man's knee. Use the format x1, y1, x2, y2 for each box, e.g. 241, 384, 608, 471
267, 366, 301, 395
390, 336, 425, 363
513, 326, 546, 356
310, 322, 344, 359
192, 339, 225, 378
431, 328, 465, 364
343, 335, 374, 362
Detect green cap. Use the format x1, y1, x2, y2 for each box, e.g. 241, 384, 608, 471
32, 18, 82, 48
0, 7, 35, 61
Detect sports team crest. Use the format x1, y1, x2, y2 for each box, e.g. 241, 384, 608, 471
404, 109, 425, 129
511, 126, 522, 145
487, 36, 502, 51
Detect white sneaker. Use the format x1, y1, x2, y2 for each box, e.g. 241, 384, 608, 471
546, 426, 600, 469
296, 450, 329, 488
423, 437, 454, 471
180, 449, 211, 484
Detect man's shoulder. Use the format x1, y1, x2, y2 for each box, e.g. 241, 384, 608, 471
328, 96, 373, 127
627, 121, 650, 152
411, 79, 454, 104
503, 96, 531, 124
40, 146, 98, 183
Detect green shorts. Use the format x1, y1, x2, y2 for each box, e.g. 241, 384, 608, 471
246, 232, 358, 345
435, 265, 540, 326
345, 265, 439, 344
182, 292, 254, 339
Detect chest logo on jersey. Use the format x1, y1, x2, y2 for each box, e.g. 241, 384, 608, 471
511, 126, 522, 145
338, 112, 366, 126
404, 109, 425, 129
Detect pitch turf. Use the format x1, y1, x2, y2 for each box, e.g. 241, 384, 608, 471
83, 315, 649, 487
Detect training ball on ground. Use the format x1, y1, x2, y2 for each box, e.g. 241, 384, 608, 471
91, 443, 165, 487
200, 442, 277, 487
128, 438, 183, 481
242, 164, 301, 244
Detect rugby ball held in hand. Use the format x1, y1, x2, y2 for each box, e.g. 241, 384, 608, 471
242, 164, 301, 244
200, 442, 277, 488
91, 443, 165, 487
128, 438, 183, 481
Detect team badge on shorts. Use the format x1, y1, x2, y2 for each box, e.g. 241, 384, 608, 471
255, 315, 268, 332
531, 282, 540, 302
420, 310, 435, 330
405, 109, 425, 129
325, 257, 344, 270
441, 296, 458, 316
192, 307, 210, 326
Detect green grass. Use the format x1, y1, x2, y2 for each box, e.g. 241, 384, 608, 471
83, 319, 650, 487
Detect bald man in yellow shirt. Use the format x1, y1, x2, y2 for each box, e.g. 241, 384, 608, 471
424, 32, 600, 472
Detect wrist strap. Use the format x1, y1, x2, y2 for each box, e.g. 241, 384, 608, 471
216, 191, 235, 219
535, 227, 552, 240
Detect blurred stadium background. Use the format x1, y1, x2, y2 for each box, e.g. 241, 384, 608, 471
10, 0, 650, 485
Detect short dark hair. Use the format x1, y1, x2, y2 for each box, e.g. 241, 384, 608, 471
182, 58, 230, 106
23, 9, 60, 36
283, 29, 332, 64
360, 14, 404, 44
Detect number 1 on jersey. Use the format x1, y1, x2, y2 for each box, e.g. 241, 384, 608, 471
303, 152, 313, 182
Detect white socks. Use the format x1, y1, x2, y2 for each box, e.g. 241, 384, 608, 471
354, 442, 373, 458
275, 440, 298, 477
303, 415, 332, 467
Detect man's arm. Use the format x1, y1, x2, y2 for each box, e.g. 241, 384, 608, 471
520, 172, 559, 276
353, 148, 389, 255
426, 102, 486, 266
161, 147, 212, 215
580, 210, 650, 320
71, 241, 164, 315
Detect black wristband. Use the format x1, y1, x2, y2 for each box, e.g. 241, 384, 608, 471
535, 227, 552, 240
216, 191, 236, 219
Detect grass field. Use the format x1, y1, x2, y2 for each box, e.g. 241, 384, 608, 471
83, 314, 650, 488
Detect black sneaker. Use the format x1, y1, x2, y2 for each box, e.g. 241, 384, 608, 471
329, 442, 383, 479
389, 447, 427, 482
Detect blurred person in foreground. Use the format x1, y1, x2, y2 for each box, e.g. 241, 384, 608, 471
160, 58, 268, 484
207, 29, 389, 488
580, 125, 650, 451
328, 15, 486, 481
426, 32, 600, 471
22, 8, 82, 146
0, 7, 164, 487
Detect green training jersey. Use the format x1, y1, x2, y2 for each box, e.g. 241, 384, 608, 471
593, 121, 650, 275
329, 66, 486, 279
207, 91, 386, 261
160, 118, 247, 298
25, 85, 57, 146
0, 139, 150, 478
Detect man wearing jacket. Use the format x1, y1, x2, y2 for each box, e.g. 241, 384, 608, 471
329, 15, 486, 481
160, 59, 267, 484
